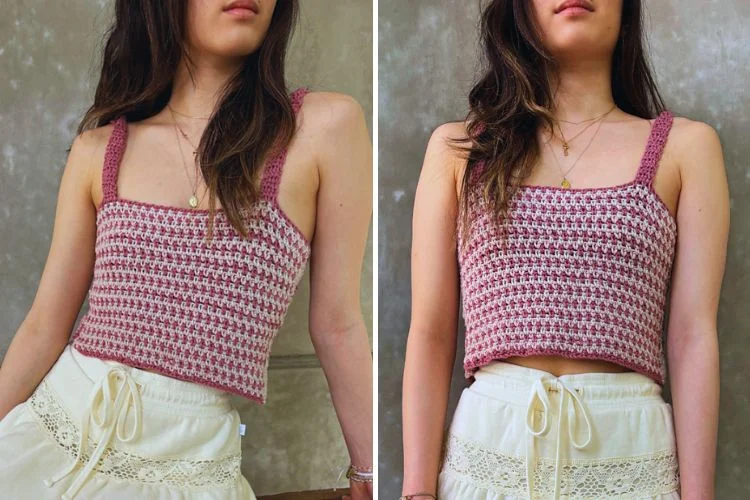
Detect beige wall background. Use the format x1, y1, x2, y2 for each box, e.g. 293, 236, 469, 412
0, 0, 372, 496
378, 1, 749, 498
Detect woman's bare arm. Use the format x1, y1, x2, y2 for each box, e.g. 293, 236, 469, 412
665, 118, 729, 500
0, 127, 105, 419
402, 122, 466, 495
302, 93, 373, 496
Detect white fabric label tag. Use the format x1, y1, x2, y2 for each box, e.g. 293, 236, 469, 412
239, 423, 246, 436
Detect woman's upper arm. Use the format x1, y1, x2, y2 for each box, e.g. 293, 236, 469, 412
25, 127, 105, 343
306, 92, 373, 337
666, 119, 730, 340
408, 123, 465, 341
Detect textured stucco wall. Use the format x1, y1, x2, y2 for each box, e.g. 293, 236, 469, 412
378, 1, 749, 498
0, 0, 372, 496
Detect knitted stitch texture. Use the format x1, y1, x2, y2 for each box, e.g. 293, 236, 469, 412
458, 110, 677, 385
70, 87, 311, 404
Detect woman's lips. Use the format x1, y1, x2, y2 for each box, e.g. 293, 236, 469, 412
558, 6, 592, 15
555, 0, 594, 15
223, 0, 259, 19
223, 7, 257, 19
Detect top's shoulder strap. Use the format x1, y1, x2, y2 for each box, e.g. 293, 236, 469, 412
260, 87, 310, 201
102, 115, 128, 204
634, 110, 674, 187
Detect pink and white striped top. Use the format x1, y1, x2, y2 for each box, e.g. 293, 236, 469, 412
458, 110, 677, 385
70, 87, 312, 404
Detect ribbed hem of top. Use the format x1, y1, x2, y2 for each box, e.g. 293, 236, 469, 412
70, 343, 267, 405
464, 346, 665, 386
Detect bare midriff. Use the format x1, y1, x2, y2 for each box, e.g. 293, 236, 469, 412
502, 354, 633, 377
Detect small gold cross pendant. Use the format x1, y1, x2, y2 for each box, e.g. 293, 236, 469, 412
562, 142, 570, 156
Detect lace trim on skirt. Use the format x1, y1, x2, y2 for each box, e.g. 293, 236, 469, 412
440, 432, 680, 498
28, 379, 242, 489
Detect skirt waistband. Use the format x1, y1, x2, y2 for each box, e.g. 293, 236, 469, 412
38, 344, 239, 499
471, 360, 664, 406
63, 344, 233, 413
468, 360, 668, 499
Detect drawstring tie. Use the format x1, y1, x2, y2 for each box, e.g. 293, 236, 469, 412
44, 366, 143, 499
525, 376, 593, 499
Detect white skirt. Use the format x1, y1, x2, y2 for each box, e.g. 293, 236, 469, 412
437, 360, 681, 499
0, 343, 256, 500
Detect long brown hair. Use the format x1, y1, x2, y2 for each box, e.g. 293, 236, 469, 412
77, 0, 299, 241
453, 0, 665, 248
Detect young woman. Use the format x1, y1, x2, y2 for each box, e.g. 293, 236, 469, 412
0, 1, 373, 499
402, 0, 727, 499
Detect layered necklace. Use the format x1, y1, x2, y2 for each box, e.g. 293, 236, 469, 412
167, 104, 209, 208
554, 104, 616, 156
546, 104, 616, 188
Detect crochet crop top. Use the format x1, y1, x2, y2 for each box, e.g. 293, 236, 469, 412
458, 110, 677, 385
69, 87, 312, 404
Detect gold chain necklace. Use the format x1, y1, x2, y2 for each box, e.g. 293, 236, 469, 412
168, 105, 200, 160
557, 111, 608, 125
545, 108, 610, 188
555, 104, 616, 156
167, 106, 211, 120
167, 105, 203, 208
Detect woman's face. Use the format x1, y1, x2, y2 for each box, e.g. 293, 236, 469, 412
530, 0, 622, 60
186, 0, 278, 59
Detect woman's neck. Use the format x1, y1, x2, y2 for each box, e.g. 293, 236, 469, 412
168, 55, 242, 120
549, 59, 616, 122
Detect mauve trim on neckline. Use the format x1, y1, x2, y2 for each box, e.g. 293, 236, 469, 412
96, 195, 312, 247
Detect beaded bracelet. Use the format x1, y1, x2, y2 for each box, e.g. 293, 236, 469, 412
345, 463, 373, 483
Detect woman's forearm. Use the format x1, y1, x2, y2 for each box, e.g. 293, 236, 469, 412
668, 329, 720, 500
311, 318, 373, 468
0, 317, 68, 419
401, 327, 456, 494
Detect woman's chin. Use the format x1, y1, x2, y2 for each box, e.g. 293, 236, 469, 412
206, 43, 261, 60
548, 38, 614, 60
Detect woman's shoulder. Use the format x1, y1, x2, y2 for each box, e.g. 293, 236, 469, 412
290, 89, 370, 163
414, 121, 474, 198
429, 121, 471, 149
58, 120, 121, 209
69, 120, 119, 175
293, 89, 366, 131
424, 120, 473, 177
668, 114, 720, 147
73, 120, 118, 153
665, 113, 723, 178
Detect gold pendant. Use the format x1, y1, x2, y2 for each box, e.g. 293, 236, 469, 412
561, 178, 571, 189
562, 142, 570, 156
189, 194, 199, 208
